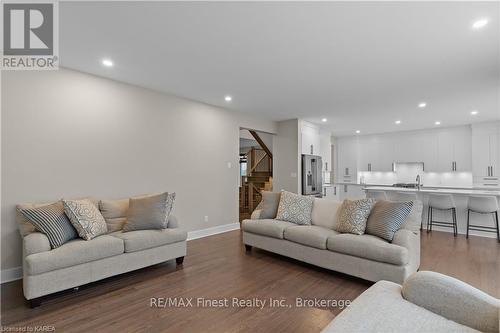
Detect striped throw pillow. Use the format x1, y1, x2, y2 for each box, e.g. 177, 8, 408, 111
366, 200, 414, 241
18, 201, 77, 248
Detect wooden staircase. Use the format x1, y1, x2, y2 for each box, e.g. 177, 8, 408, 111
239, 171, 272, 221
239, 135, 273, 222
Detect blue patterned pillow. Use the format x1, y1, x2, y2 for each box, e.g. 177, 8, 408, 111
275, 191, 314, 225
63, 199, 108, 240
334, 199, 376, 235
18, 201, 77, 248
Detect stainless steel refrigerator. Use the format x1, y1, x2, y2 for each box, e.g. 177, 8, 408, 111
302, 154, 323, 196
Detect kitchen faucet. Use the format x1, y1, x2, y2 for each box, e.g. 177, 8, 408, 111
416, 175, 421, 190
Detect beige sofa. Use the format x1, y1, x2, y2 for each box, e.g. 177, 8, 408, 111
17, 198, 187, 307
322, 271, 500, 333
242, 198, 422, 284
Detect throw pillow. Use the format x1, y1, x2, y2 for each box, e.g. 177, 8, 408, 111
311, 198, 342, 229
366, 200, 414, 241
400, 200, 424, 233
334, 198, 376, 235
18, 201, 77, 248
124, 192, 170, 231
255, 191, 281, 219
63, 199, 108, 240
99, 198, 129, 232
275, 190, 314, 225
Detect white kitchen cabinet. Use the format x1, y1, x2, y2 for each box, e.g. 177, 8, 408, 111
319, 130, 332, 174
437, 126, 472, 172
301, 121, 320, 155
338, 184, 366, 200
337, 136, 358, 183
358, 135, 394, 172
323, 185, 340, 201
472, 122, 499, 179
357, 136, 373, 171
420, 131, 439, 171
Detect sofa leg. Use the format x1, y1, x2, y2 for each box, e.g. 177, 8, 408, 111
176, 256, 184, 265
245, 244, 252, 252
29, 297, 42, 308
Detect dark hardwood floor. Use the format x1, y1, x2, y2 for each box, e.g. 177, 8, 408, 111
1, 230, 499, 332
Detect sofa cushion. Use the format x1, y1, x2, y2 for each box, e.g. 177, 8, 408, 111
99, 198, 129, 232
63, 199, 108, 240
365, 200, 413, 241
284, 225, 339, 249
124, 192, 170, 231
334, 198, 376, 235
25, 235, 124, 275
255, 191, 281, 219
242, 219, 296, 239
327, 233, 408, 265
18, 201, 78, 249
311, 198, 342, 229
275, 191, 314, 225
111, 228, 187, 253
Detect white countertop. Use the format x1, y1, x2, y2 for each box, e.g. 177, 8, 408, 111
364, 186, 500, 196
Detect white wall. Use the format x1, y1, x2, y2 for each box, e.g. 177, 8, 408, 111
273, 119, 300, 193
1, 69, 277, 271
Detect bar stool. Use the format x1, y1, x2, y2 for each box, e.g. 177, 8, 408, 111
427, 194, 457, 236
367, 191, 388, 201
466, 196, 499, 242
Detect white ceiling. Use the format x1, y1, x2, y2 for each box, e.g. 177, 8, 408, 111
60, 2, 499, 136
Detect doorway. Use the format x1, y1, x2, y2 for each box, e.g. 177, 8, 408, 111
239, 129, 273, 221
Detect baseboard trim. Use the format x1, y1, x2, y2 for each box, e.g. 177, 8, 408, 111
187, 222, 240, 241
1, 266, 22, 284
1, 223, 241, 284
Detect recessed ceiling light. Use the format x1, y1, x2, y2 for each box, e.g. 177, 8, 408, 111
435, 121, 441, 125
355, 130, 361, 134
472, 18, 488, 30
395, 120, 401, 125
470, 110, 479, 115
418, 102, 427, 108
321, 118, 327, 122
102, 59, 113, 67
224, 95, 232, 102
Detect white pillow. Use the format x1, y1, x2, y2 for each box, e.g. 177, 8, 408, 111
311, 198, 342, 229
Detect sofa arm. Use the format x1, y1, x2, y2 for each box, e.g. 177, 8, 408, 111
393, 228, 420, 269
250, 209, 262, 220
23, 232, 51, 257
402, 271, 500, 332
167, 215, 179, 229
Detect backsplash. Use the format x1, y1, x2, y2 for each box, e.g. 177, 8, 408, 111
358, 162, 473, 187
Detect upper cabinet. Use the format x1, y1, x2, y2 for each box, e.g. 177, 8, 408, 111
335, 124, 479, 179
358, 135, 395, 172
472, 122, 499, 180
319, 130, 332, 173
301, 121, 320, 155
336, 136, 358, 182
437, 126, 472, 172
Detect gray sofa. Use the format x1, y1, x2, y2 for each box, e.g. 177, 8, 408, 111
322, 271, 500, 333
242, 197, 422, 284
17, 197, 187, 307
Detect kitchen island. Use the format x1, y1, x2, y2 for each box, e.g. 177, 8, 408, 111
365, 186, 500, 239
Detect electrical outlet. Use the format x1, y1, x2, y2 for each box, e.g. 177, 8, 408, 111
227, 162, 232, 169
204, 215, 209, 222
